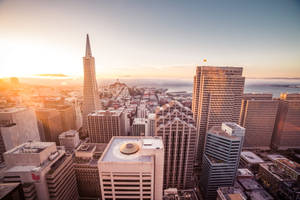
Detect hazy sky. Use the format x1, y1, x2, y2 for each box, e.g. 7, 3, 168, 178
1, 0, 300, 79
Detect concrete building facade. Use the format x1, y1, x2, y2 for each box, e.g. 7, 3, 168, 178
272, 93, 300, 150
2, 141, 78, 200
192, 66, 245, 164
98, 136, 164, 200
87, 109, 125, 143
36, 108, 63, 144
132, 118, 148, 136
239, 93, 279, 149
74, 142, 107, 199
155, 101, 197, 189
200, 122, 245, 200
0, 107, 40, 144
58, 130, 80, 153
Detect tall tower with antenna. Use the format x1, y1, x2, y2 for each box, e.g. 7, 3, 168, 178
82, 34, 101, 132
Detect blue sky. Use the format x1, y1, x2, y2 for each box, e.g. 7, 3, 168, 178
0, 0, 300, 78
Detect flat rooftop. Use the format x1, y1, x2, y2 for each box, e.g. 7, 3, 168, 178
6, 142, 54, 154
276, 158, 300, 174
59, 130, 78, 138
89, 109, 123, 117
133, 118, 148, 124
209, 126, 240, 140
266, 154, 286, 161
238, 178, 263, 191
0, 107, 26, 114
101, 136, 163, 163
241, 151, 264, 164
237, 168, 254, 177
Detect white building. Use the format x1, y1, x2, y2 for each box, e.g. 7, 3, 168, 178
98, 136, 164, 200
147, 113, 156, 137
132, 118, 148, 136
200, 122, 245, 200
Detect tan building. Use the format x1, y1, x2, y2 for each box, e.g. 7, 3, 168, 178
155, 101, 197, 189
2, 141, 78, 200
74, 142, 107, 199
87, 109, 125, 143
272, 93, 300, 150
98, 136, 164, 200
192, 66, 245, 164
239, 93, 279, 149
0, 107, 40, 145
36, 108, 63, 144
55, 105, 76, 131
82, 34, 102, 132
132, 118, 148, 136
58, 130, 80, 153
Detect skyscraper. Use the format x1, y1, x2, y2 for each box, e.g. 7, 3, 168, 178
82, 34, 101, 131
239, 93, 279, 149
98, 136, 164, 200
200, 122, 245, 200
36, 108, 63, 144
192, 66, 245, 164
272, 93, 300, 150
155, 100, 197, 189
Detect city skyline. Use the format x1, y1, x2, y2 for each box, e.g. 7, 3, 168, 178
1, 0, 300, 79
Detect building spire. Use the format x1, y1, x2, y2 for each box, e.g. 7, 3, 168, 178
85, 34, 92, 57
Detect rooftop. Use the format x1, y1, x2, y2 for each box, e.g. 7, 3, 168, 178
209, 126, 241, 140
133, 117, 148, 124
101, 136, 163, 163
266, 154, 286, 161
276, 158, 300, 174
237, 168, 254, 177
218, 187, 247, 200
238, 178, 263, 191
89, 109, 123, 117
0, 107, 26, 114
6, 142, 54, 154
59, 130, 78, 138
241, 151, 264, 164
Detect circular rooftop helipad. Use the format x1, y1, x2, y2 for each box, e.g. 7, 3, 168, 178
120, 142, 139, 155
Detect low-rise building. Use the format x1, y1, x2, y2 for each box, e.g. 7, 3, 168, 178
132, 118, 148, 136
58, 130, 80, 153
240, 151, 264, 173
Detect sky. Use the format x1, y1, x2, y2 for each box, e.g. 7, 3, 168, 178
0, 0, 300, 79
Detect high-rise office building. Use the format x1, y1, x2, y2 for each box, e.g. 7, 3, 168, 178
148, 113, 156, 136
74, 142, 107, 199
82, 34, 102, 131
200, 122, 245, 200
2, 141, 78, 200
132, 118, 148, 136
192, 66, 245, 164
87, 109, 125, 143
272, 93, 300, 150
98, 136, 164, 200
0, 107, 40, 143
239, 93, 279, 149
56, 105, 76, 131
155, 100, 197, 189
36, 108, 63, 144
58, 130, 81, 152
